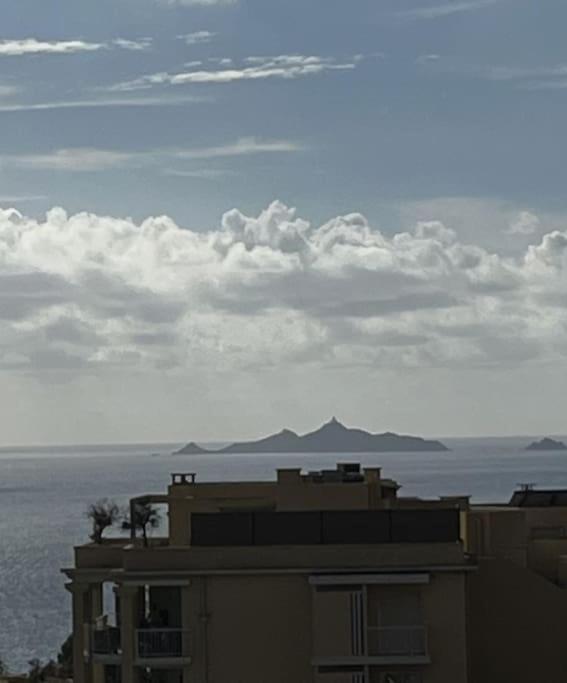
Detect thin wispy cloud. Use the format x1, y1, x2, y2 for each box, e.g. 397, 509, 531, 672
174, 137, 303, 160
162, 168, 235, 180
159, 0, 236, 6
112, 38, 153, 51
0, 84, 21, 97
0, 95, 206, 114
0, 194, 47, 203
111, 54, 362, 91
396, 0, 499, 20
416, 54, 441, 66
5, 148, 137, 172
4, 138, 302, 172
0, 37, 151, 57
178, 31, 217, 45
419, 56, 567, 91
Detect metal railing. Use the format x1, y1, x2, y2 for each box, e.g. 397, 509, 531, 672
92, 626, 121, 655
367, 625, 427, 657
136, 629, 189, 659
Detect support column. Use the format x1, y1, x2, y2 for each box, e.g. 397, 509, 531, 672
91, 583, 103, 620
65, 582, 91, 683
118, 585, 140, 683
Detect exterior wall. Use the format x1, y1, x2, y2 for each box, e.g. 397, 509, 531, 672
203, 575, 313, 683
527, 538, 567, 583
120, 543, 465, 573
467, 509, 527, 565
421, 573, 467, 683
312, 589, 352, 658
468, 505, 567, 582
467, 557, 567, 683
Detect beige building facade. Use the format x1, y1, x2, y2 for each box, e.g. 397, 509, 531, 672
64, 465, 567, 683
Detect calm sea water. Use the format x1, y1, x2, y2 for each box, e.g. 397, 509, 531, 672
2, 437, 567, 671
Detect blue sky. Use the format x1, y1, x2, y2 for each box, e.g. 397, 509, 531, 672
2, 0, 567, 444
3, 0, 567, 229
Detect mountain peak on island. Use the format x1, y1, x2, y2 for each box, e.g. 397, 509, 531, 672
174, 419, 448, 455
526, 437, 567, 452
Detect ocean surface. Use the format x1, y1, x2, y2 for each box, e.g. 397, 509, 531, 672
2, 436, 567, 671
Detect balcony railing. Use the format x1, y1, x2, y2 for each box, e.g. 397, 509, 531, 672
136, 629, 189, 659
367, 626, 427, 657
92, 626, 121, 656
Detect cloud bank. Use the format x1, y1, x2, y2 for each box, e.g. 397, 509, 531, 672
0, 201, 565, 377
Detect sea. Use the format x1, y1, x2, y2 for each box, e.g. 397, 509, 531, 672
2, 436, 567, 672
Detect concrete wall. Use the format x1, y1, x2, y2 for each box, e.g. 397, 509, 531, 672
121, 543, 465, 573
203, 575, 313, 683
467, 557, 567, 683
422, 573, 468, 683
312, 589, 352, 658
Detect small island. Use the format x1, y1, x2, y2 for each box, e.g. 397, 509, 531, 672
174, 417, 448, 455
526, 437, 567, 452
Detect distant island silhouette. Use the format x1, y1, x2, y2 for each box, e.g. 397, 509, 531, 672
174, 417, 449, 455
526, 437, 567, 452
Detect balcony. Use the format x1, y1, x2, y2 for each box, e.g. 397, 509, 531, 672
367, 626, 427, 658
91, 626, 121, 658
136, 629, 190, 661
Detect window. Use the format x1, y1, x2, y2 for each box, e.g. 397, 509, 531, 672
368, 591, 426, 657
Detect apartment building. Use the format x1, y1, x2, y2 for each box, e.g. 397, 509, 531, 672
64, 464, 567, 683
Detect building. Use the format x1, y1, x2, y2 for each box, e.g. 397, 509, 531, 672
63, 464, 567, 683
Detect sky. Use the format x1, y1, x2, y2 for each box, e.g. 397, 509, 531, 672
2, 0, 567, 445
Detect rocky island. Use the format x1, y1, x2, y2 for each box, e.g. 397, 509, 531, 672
174, 417, 448, 455
526, 437, 567, 451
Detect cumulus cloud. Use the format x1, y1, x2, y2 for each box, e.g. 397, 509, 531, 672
0, 200, 566, 378
0, 38, 151, 57
507, 211, 541, 236
110, 54, 362, 91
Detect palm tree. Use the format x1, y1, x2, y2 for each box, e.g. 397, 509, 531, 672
122, 502, 161, 547
86, 499, 120, 544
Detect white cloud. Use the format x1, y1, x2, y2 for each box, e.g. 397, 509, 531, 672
0, 200, 566, 382
162, 168, 235, 179
0, 84, 21, 97
174, 137, 303, 159
110, 54, 361, 91
0, 95, 205, 113
178, 31, 216, 45
112, 38, 153, 51
4, 148, 137, 172
507, 211, 541, 236
0, 37, 152, 57
416, 54, 441, 65
396, 0, 500, 20
3, 138, 301, 171
0, 195, 47, 203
